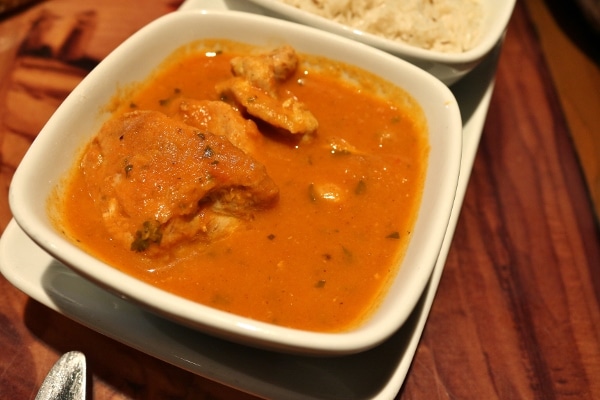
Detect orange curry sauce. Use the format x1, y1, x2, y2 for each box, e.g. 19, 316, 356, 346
57, 40, 429, 332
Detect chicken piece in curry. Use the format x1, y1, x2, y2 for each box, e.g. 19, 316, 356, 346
217, 45, 318, 136
167, 98, 264, 155
81, 110, 278, 253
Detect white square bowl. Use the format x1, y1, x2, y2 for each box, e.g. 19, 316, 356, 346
9, 10, 462, 355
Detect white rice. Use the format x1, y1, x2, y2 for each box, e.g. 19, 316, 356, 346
278, 0, 483, 53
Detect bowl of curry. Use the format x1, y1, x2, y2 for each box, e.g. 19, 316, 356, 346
9, 10, 462, 355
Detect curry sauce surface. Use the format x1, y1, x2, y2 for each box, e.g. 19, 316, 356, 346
58, 40, 429, 332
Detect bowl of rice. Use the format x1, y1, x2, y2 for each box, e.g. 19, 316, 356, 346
246, 0, 516, 85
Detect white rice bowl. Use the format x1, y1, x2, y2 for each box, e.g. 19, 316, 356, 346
247, 0, 516, 85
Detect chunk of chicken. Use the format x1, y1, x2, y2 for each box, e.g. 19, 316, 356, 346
167, 98, 263, 155
218, 77, 318, 136
325, 137, 364, 156
230, 44, 299, 95
218, 46, 318, 136
81, 110, 279, 253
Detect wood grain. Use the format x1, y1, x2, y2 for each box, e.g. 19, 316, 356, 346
0, 0, 599, 399
401, 2, 600, 398
522, 0, 600, 222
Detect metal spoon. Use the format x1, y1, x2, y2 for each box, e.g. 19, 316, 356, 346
35, 351, 86, 400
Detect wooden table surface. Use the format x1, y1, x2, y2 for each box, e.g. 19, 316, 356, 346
1, 0, 599, 399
